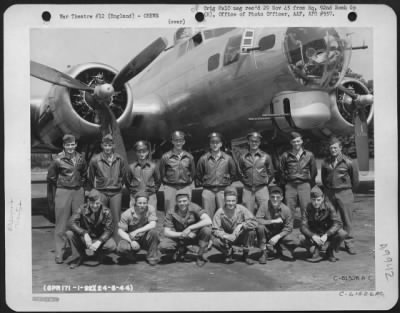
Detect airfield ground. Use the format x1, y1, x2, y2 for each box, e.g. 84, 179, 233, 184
31, 169, 375, 293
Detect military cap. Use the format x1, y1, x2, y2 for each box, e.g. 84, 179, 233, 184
63, 134, 76, 144
134, 140, 149, 151
247, 131, 263, 140
134, 191, 149, 200
208, 132, 223, 141
289, 131, 302, 140
328, 136, 341, 146
269, 186, 283, 195
310, 186, 324, 198
171, 130, 185, 140
175, 189, 190, 199
224, 186, 238, 197
102, 134, 114, 143
88, 189, 102, 201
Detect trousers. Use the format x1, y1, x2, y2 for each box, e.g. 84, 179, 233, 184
285, 182, 311, 218
54, 187, 84, 258
325, 188, 355, 248
65, 230, 116, 263
201, 188, 224, 218
98, 191, 122, 241
213, 229, 256, 254
256, 224, 299, 252
163, 184, 193, 213
242, 185, 269, 215
117, 229, 161, 262
159, 226, 212, 254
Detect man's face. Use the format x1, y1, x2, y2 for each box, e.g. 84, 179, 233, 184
136, 149, 149, 161
209, 138, 222, 153
102, 142, 114, 155
311, 196, 324, 209
89, 199, 102, 212
225, 195, 237, 210
176, 195, 189, 211
248, 137, 261, 151
270, 192, 283, 208
329, 142, 342, 157
135, 197, 148, 213
172, 138, 185, 150
290, 137, 303, 151
63, 142, 77, 155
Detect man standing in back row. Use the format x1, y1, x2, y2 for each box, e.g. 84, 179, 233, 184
47, 134, 87, 264
279, 132, 317, 219
237, 132, 274, 214
159, 130, 196, 213
196, 132, 237, 218
321, 136, 359, 255
88, 134, 126, 240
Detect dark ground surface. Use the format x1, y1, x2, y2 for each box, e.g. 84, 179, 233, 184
32, 176, 375, 293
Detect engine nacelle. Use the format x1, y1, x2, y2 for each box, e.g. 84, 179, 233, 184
271, 90, 332, 133
35, 63, 133, 147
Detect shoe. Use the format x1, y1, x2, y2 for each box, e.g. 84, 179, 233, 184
346, 246, 357, 255
55, 256, 63, 264
196, 255, 207, 267
280, 254, 296, 262
258, 250, 267, 264
243, 251, 255, 265
223, 248, 234, 264
307, 247, 323, 263
172, 249, 185, 262
69, 258, 82, 269
147, 259, 159, 266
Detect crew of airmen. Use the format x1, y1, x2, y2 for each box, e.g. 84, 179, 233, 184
48, 130, 359, 269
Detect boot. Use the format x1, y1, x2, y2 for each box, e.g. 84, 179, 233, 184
223, 247, 234, 264
258, 249, 267, 264
242, 249, 254, 265
196, 247, 208, 267
326, 246, 338, 262
307, 246, 323, 263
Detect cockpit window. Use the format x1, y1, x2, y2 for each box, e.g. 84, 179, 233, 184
284, 27, 351, 89
223, 34, 242, 66
203, 28, 236, 40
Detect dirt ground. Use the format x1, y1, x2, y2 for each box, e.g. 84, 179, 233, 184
31, 179, 375, 293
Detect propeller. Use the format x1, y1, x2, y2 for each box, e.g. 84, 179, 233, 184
337, 84, 373, 171
31, 37, 168, 162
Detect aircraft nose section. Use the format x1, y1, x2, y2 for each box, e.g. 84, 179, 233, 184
283, 27, 352, 89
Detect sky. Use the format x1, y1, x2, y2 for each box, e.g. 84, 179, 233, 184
30, 27, 373, 99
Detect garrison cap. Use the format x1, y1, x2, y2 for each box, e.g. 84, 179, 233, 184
310, 186, 324, 198
328, 136, 341, 146
176, 189, 190, 199
290, 131, 302, 140
88, 189, 102, 201
63, 134, 76, 144
171, 130, 185, 140
208, 132, 223, 141
269, 186, 283, 195
247, 131, 263, 140
134, 191, 149, 200
102, 134, 114, 143
224, 186, 238, 197
134, 140, 149, 151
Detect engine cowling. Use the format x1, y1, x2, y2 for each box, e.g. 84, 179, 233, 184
35, 63, 133, 147
323, 77, 373, 136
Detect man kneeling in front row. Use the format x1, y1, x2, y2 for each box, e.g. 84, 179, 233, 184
159, 190, 212, 267
300, 186, 347, 262
256, 186, 299, 264
212, 186, 258, 265
117, 191, 161, 266
65, 189, 116, 269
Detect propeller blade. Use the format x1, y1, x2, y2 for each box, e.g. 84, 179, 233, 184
30, 61, 94, 91
354, 110, 369, 171
112, 37, 168, 90
85, 93, 128, 163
